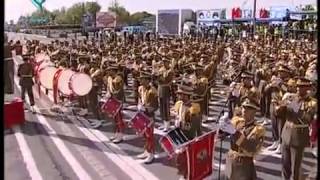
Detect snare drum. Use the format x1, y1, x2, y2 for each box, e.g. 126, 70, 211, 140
130, 112, 151, 135
159, 128, 189, 156
101, 97, 122, 117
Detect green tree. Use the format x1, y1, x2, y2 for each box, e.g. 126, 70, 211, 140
108, 0, 130, 25
129, 11, 153, 25
84, 2, 101, 26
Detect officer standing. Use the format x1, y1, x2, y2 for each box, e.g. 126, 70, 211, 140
192, 64, 209, 124
18, 55, 35, 112
172, 85, 202, 180
221, 98, 265, 180
281, 77, 317, 180
157, 58, 174, 132
136, 71, 159, 164
266, 65, 292, 153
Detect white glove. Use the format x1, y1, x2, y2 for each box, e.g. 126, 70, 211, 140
219, 112, 230, 124
219, 122, 236, 134
175, 119, 180, 127
138, 104, 145, 112
288, 101, 301, 113
232, 88, 240, 97
106, 92, 111, 99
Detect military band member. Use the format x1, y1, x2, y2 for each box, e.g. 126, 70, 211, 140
192, 65, 209, 123
281, 77, 317, 180
76, 56, 90, 115
173, 85, 202, 180
14, 40, 23, 56
18, 55, 35, 112
228, 71, 254, 118
87, 68, 102, 128
105, 66, 126, 143
157, 58, 174, 131
266, 65, 291, 153
132, 56, 143, 104
221, 99, 265, 180
136, 71, 158, 164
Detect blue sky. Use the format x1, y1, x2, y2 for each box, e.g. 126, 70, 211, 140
5, 0, 317, 22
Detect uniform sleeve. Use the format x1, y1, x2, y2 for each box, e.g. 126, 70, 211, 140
174, 101, 183, 113
232, 126, 265, 153
17, 65, 22, 77
189, 103, 201, 115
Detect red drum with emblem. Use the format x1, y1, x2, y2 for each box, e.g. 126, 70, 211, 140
159, 128, 189, 156
130, 112, 151, 135
101, 97, 122, 117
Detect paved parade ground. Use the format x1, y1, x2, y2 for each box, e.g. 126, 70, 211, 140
5, 33, 317, 180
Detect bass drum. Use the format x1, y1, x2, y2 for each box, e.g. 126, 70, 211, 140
35, 60, 54, 75
35, 53, 50, 63
38, 66, 59, 90
58, 69, 75, 96
69, 73, 93, 96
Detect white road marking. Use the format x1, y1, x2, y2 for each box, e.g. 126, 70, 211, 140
75, 116, 160, 180
68, 115, 147, 180
13, 56, 93, 180
12, 126, 44, 180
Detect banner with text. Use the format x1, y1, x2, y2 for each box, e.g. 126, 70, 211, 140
96, 12, 116, 28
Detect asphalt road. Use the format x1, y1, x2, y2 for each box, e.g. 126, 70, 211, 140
4, 32, 317, 180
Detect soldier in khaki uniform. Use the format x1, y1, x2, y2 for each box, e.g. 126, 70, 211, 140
18, 55, 35, 112
103, 66, 126, 143
172, 85, 202, 180
281, 77, 317, 180
221, 98, 265, 180
157, 58, 174, 131
191, 65, 209, 123
266, 65, 292, 153
136, 71, 159, 164
131, 55, 143, 104
228, 71, 254, 118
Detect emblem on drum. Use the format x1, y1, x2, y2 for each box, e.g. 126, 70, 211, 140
196, 149, 208, 162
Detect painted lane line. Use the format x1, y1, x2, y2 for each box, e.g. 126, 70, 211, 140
13, 63, 93, 180
54, 115, 115, 180
76, 116, 160, 180
12, 126, 44, 180
67, 115, 145, 180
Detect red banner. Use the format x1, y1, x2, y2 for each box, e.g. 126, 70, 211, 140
186, 131, 216, 180
259, 8, 269, 18
232, 7, 242, 18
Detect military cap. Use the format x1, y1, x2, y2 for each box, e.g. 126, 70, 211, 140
139, 71, 152, 80
241, 99, 260, 111
176, 85, 194, 96
287, 78, 296, 87
107, 66, 118, 71
192, 64, 203, 71
296, 77, 313, 87
241, 71, 254, 79
22, 54, 33, 61
277, 65, 291, 74
162, 57, 171, 63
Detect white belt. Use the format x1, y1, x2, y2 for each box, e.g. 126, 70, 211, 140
286, 121, 309, 128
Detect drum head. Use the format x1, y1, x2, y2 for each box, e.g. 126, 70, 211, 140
39, 67, 58, 90
58, 70, 74, 95
38, 59, 54, 69
70, 73, 92, 96
35, 53, 50, 63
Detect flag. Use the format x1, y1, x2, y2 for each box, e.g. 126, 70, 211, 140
186, 131, 216, 180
